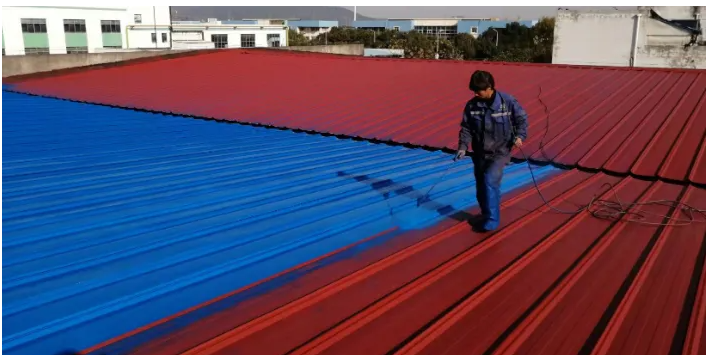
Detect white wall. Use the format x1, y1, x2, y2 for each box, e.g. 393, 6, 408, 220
552, 10, 638, 67
2, 6, 171, 55
553, 7, 706, 69
201, 27, 286, 48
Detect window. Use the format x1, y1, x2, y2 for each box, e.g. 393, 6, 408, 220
63, 19, 86, 33
471, 26, 478, 34
267, 34, 280, 47
240, 34, 255, 48
24, 47, 50, 55
162, 33, 168, 43
66, 46, 88, 54
101, 20, 121, 33
103, 46, 122, 49
414, 25, 458, 39
392, 26, 400, 31
21, 19, 47, 33
151, 33, 157, 43
211, 34, 228, 48
134, 14, 142, 24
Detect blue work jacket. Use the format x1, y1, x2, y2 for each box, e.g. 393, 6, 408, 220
458, 90, 528, 158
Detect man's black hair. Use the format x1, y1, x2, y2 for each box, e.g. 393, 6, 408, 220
469, 70, 495, 92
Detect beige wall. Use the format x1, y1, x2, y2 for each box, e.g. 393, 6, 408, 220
281, 44, 365, 56
2, 50, 193, 77
553, 7, 706, 69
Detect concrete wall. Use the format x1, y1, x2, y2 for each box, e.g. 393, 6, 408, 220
553, 7, 706, 69
2, 49, 191, 77
281, 44, 364, 56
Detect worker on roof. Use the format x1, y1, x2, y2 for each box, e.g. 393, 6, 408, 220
456, 70, 528, 232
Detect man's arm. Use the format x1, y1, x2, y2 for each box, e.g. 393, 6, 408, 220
510, 96, 528, 141
458, 106, 472, 151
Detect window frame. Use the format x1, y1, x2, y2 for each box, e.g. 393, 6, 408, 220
267, 33, 281, 47
66, 46, 89, 54
240, 33, 256, 48
21, 18, 47, 33
24, 47, 50, 55
63, 19, 87, 33
211, 34, 229, 49
101, 20, 121, 33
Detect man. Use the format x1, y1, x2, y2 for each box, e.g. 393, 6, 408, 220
455, 70, 528, 232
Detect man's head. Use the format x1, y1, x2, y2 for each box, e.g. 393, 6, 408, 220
469, 70, 495, 100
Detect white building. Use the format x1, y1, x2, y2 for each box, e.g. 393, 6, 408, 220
174, 20, 287, 50
1, 6, 289, 55
553, 6, 706, 69
2, 6, 173, 55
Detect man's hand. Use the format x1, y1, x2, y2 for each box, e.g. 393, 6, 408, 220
454, 150, 466, 161
514, 137, 523, 148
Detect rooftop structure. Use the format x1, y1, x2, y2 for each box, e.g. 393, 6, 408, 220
3, 48, 705, 355
352, 18, 538, 38
169, 20, 287, 49
553, 6, 706, 69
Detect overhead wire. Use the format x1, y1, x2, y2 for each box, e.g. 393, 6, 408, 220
515, 86, 705, 226
361, 86, 705, 228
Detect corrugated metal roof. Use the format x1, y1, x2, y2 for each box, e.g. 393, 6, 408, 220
89, 171, 706, 355
1, 91, 560, 355
9, 50, 706, 184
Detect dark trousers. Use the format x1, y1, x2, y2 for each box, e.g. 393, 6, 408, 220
472, 154, 511, 231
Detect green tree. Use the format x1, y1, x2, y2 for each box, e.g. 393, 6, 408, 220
531, 17, 555, 63
402, 31, 436, 59
451, 33, 477, 60
287, 29, 310, 46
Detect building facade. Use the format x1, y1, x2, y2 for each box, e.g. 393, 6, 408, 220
2, 6, 172, 55
552, 6, 706, 69
173, 20, 288, 50
352, 18, 538, 39
2, 7, 289, 55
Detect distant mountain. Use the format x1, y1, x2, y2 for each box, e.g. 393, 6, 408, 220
170, 6, 376, 26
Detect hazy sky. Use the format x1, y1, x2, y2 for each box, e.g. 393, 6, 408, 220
347, 6, 636, 20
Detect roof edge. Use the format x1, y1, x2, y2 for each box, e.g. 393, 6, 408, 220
2, 50, 221, 84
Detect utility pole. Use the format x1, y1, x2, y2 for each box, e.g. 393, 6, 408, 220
153, 6, 158, 49
354, 6, 357, 22
435, 29, 440, 59
491, 28, 499, 47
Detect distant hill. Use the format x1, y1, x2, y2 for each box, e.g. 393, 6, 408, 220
171, 6, 376, 27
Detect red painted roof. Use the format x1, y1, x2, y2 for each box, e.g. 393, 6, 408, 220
12, 50, 706, 185
87, 169, 706, 355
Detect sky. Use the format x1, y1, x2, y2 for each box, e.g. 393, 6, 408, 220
348, 6, 636, 20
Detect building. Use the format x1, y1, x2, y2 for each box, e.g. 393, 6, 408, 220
2, 6, 172, 55
352, 18, 538, 39
288, 20, 339, 40
553, 6, 706, 69
172, 19, 288, 50
1, 6, 289, 55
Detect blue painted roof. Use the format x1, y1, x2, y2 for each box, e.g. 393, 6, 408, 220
2, 91, 561, 355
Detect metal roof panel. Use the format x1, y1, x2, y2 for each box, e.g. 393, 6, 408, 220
10, 50, 706, 184
1, 91, 560, 355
